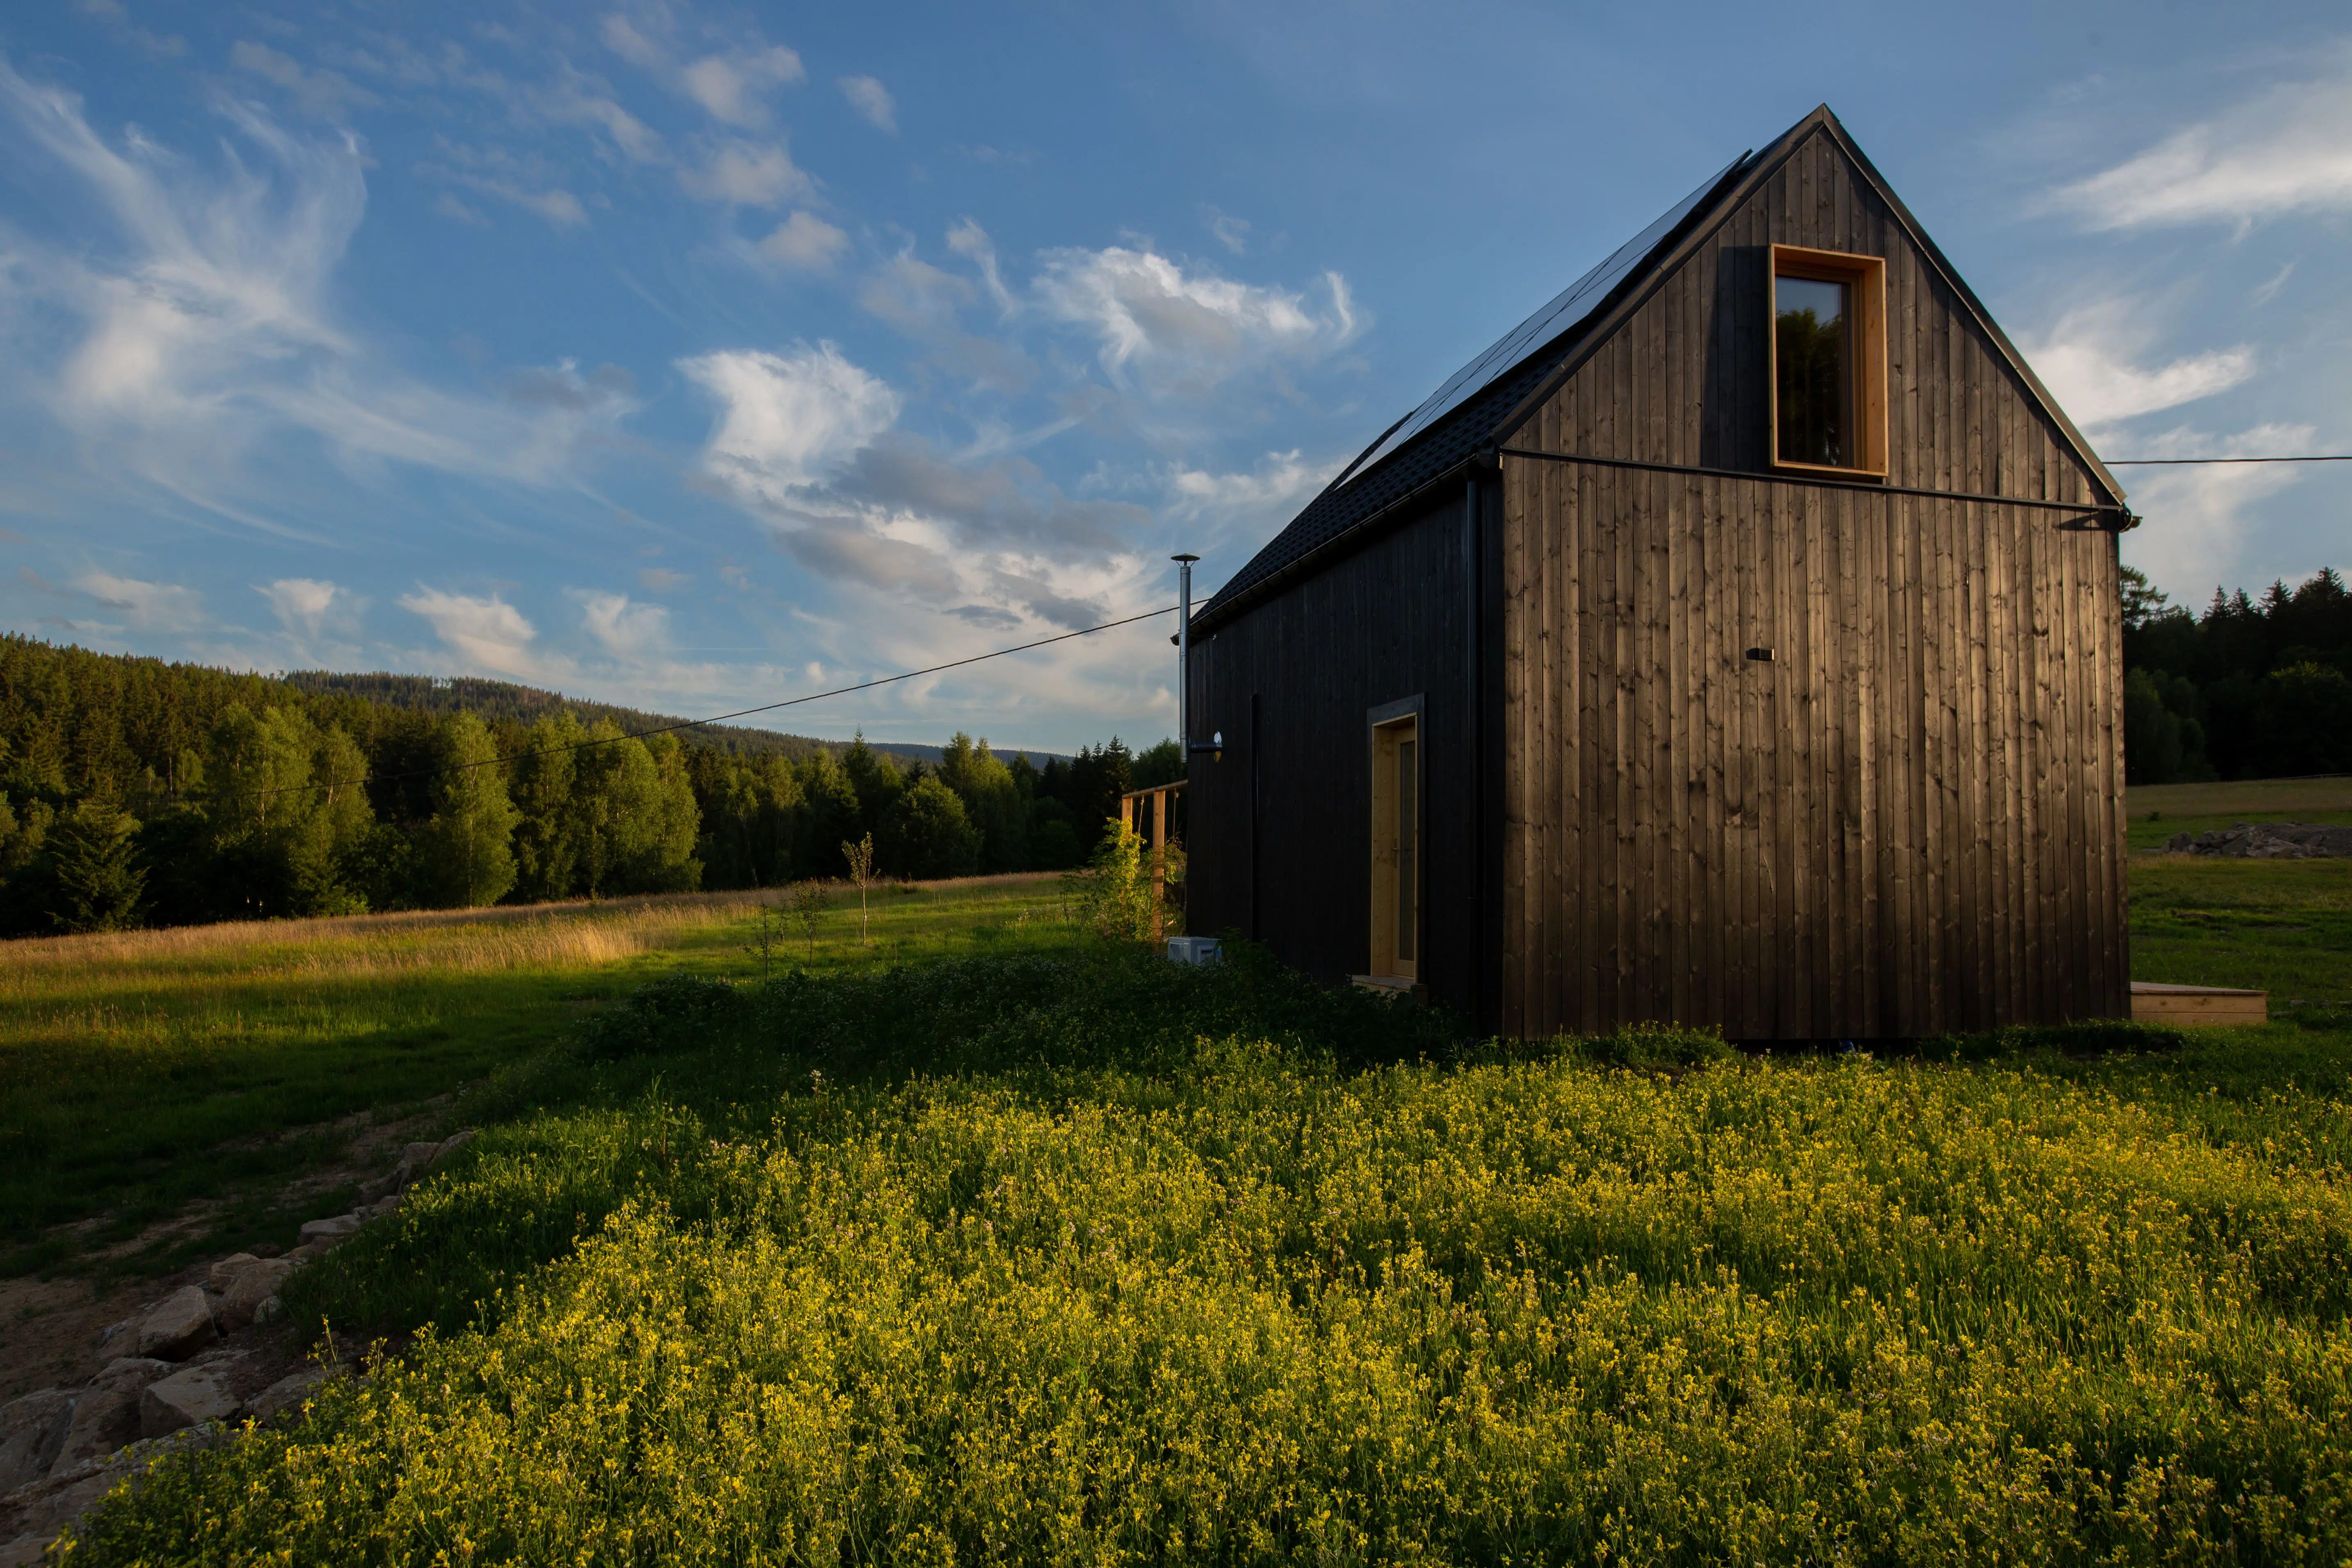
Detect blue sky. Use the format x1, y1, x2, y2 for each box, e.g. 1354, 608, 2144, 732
2, 1, 2346, 752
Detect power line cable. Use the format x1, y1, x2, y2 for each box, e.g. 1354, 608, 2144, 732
2106, 454, 2352, 465
232, 603, 1179, 802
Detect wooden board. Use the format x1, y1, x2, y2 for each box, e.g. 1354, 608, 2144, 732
2131, 982, 2267, 1028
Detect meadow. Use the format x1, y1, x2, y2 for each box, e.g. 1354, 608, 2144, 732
2123, 773, 2352, 851
0, 876, 1073, 1277
18, 790, 2352, 1563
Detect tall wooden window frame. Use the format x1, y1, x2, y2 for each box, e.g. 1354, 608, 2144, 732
1768, 244, 1888, 479
1367, 697, 1423, 982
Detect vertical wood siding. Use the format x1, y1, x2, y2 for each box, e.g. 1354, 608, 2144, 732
1497, 127, 2128, 1037
1187, 497, 1480, 1005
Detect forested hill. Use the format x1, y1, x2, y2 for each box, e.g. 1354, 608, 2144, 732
0, 634, 1175, 938
274, 671, 944, 764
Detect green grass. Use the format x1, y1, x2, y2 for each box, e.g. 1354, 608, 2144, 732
2130, 857, 2352, 1009
70, 947, 2352, 1565
27, 844, 2352, 1561
0, 877, 1078, 1276
2125, 774, 2352, 851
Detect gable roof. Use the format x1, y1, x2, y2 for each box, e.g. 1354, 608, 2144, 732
1193, 105, 2125, 635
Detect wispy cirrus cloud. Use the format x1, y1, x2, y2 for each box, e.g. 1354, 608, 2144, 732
2055, 48, 2352, 229
2018, 299, 2257, 428
0, 56, 638, 524
231, 39, 379, 121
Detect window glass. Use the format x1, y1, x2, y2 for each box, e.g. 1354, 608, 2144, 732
1776, 274, 1853, 467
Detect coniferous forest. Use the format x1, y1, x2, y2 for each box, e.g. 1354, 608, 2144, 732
0, 635, 1179, 937
2122, 565, 2352, 784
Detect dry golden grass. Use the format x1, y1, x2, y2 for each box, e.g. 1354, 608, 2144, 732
0, 873, 1066, 996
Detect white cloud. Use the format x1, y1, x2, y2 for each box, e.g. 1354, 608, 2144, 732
681, 47, 804, 127
680, 343, 899, 503
838, 75, 896, 134
230, 40, 377, 121
1033, 247, 1361, 397
73, 572, 204, 631
398, 588, 551, 680
257, 576, 345, 637
2118, 423, 2317, 600
0, 58, 638, 513
859, 251, 976, 335
537, 69, 664, 164
572, 589, 669, 661
599, 14, 665, 71
418, 138, 590, 227
1167, 449, 1332, 516
601, 15, 802, 127
2056, 52, 2352, 229
683, 139, 811, 206
2018, 301, 2255, 428
1204, 208, 1251, 256
636, 566, 690, 593
758, 210, 849, 269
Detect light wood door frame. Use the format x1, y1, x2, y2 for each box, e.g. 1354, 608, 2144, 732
1368, 695, 1423, 980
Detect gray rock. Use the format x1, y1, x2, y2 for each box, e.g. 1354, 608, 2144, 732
2173, 822, 2352, 858
2, 1424, 227, 1563
0, 1390, 76, 1493
2166, 830, 2193, 852
204, 1253, 263, 1291
130, 1286, 216, 1361
53, 1386, 140, 1473
216, 1258, 296, 1330
296, 1213, 364, 1248
252, 1293, 284, 1325
90, 1358, 174, 1394
139, 1366, 238, 1440
387, 1129, 476, 1194
248, 1368, 332, 1423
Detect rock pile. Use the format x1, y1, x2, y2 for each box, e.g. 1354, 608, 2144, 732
0, 1127, 473, 1565
2164, 822, 2352, 858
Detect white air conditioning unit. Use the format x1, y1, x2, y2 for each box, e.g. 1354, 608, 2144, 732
1166, 936, 1221, 966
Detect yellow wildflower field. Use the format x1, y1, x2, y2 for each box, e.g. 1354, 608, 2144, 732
66, 949, 2352, 1564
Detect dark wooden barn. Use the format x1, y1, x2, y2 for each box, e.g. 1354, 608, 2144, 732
1182, 105, 2133, 1041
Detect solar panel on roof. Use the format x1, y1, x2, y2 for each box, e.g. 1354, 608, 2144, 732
1340, 152, 1753, 485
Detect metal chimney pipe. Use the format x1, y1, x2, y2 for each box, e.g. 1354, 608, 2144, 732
1173, 553, 1199, 751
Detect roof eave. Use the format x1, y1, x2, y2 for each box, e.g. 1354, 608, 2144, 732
1190, 456, 1488, 639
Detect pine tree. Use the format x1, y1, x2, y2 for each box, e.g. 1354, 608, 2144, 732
51, 796, 146, 933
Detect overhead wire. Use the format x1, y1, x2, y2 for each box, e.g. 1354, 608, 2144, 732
230, 604, 1179, 802
2106, 454, 2352, 465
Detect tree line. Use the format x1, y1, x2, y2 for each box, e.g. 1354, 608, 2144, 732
2122, 565, 2352, 785
0, 635, 1178, 936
